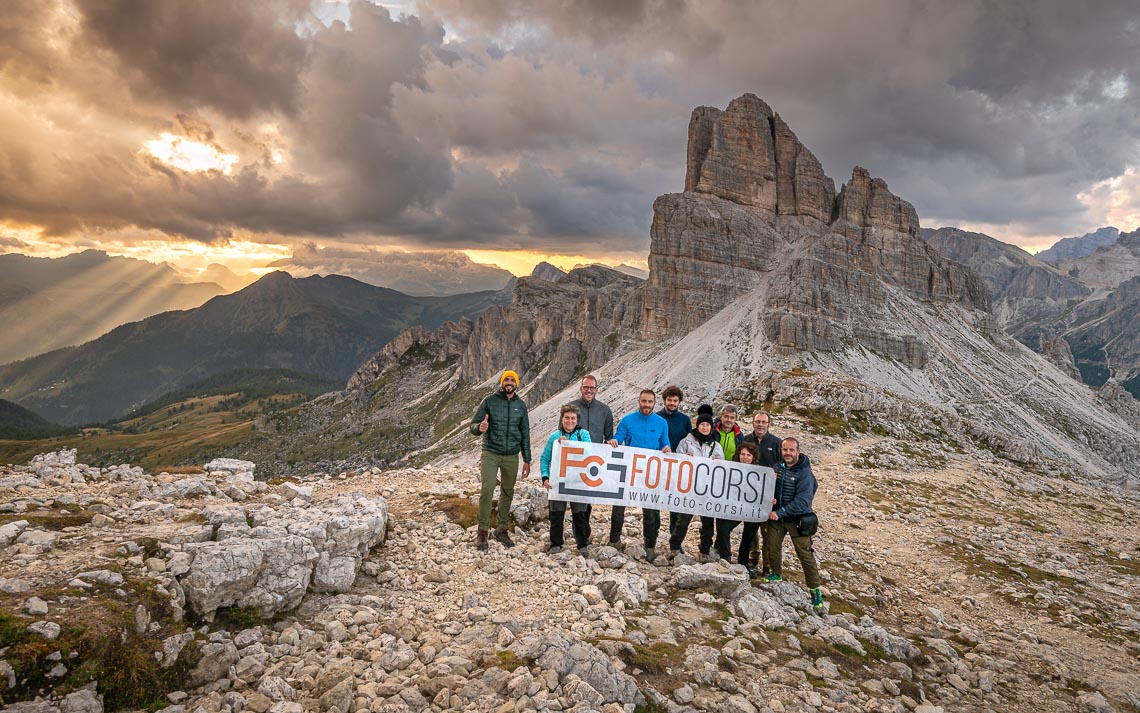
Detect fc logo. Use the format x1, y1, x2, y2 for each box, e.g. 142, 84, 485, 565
556, 445, 626, 500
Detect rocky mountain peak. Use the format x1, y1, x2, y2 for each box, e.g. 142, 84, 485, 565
833, 166, 919, 237
644, 94, 987, 346
1035, 226, 1119, 263
529, 261, 567, 282
685, 93, 836, 221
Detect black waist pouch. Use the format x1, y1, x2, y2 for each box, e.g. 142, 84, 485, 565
797, 512, 819, 537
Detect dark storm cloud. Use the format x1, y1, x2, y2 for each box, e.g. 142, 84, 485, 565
422, 0, 1140, 241
4, 0, 1140, 254
74, 0, 311, 119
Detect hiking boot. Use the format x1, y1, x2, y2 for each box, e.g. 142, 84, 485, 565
645, 547, 656, 563
699, 551, 717, 564
743, 564, 759, 579
810, 587, 824, 612
577, 546, 589, 558
760, 567, 771, 578
493, 529, 515, 548
549, 545, 562, 555
476, 530, 489, 551
608, 538, 622, 551
765, 572, 783, 583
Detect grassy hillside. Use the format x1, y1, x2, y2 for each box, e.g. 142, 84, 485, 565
0, 369, 339, 469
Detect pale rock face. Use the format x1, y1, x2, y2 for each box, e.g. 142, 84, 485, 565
596, 572, 649, 608
671, 563, 751, 600
187, 642, 239, 687
507, 482, 548, 528
693, 94, 780, 210
178, 493, 388, 618
180, 535, 318, 618
30, 449, 77, 468
58, 689, 103, 713
644, 95, 988, 366
641, 192, 782, 340
280, 482, 313, 501
509, 630, 645, 706
1043, 335, 1082, 381
686, 94, 837, 220
735, 589, 802, 629
203, 458, 256, 476
0, 519, 29, 547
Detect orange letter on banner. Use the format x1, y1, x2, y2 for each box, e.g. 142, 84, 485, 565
645, 456, 661, 488
559, 445, 585, 481
662, 457, 678, 489
630, 453, 646, 487
676, 460, 694, 493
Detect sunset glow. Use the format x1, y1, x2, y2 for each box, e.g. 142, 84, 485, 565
461, 249, 648, 277
142, 133, 239, 174
110, 239, 293, 275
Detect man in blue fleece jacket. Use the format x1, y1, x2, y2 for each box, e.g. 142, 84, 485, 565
607, 388, 671, 561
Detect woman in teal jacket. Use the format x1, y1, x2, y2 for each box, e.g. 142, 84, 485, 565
541, 403, 594, 555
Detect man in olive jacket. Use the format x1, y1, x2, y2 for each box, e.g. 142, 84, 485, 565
469, 370, 532, 551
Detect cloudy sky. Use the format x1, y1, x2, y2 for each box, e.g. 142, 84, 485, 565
2, 0, 1139, 281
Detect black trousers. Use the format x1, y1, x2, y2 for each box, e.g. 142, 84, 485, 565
550, 502, 592, 548
738, 520, 771, 567
609, 507, 661, 547
668, 513, 715, 554
714, 518, 740, 561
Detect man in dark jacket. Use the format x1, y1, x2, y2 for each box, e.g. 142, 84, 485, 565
741, 411, 782, 467
469, 370, 531, 551
657, 384, 692, 536
740, 410, 782, 574
568, 374, 613, 444
764, 437, 823, 612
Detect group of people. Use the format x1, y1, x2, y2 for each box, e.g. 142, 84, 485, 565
469, 371, 824, 612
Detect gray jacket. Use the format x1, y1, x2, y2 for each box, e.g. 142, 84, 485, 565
568, 397, 614, 445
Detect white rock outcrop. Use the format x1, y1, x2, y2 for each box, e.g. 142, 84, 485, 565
178, 492, 388, 618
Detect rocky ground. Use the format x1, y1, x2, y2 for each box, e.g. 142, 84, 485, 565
1, 431, 1139, 713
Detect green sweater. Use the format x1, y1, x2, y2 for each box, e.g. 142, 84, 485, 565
469, 390, 532, 461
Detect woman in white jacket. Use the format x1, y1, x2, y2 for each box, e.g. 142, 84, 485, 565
667, 405, 723, 561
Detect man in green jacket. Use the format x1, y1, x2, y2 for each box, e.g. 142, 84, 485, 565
469, 370, 532, 551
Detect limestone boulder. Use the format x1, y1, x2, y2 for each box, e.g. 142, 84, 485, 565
177, 492, 387, 618
509, 630, 644, 706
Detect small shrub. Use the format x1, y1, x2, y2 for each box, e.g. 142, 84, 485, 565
213, 606, 265, 631
495, 651, 528, 672
621, 642, 685, 675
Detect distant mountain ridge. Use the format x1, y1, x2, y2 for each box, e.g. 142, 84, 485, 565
925, 226, 1140, 400
1055, 228, 1140, 291
1036, 227, 1119, 263
0, 271, 511, 425
0, 399, 74, 439
921, 227, 1089, 331
267, 247, 515, 297
0, 249, 226, 364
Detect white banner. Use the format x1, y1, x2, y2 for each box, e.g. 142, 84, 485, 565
549, 441, 775, 521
